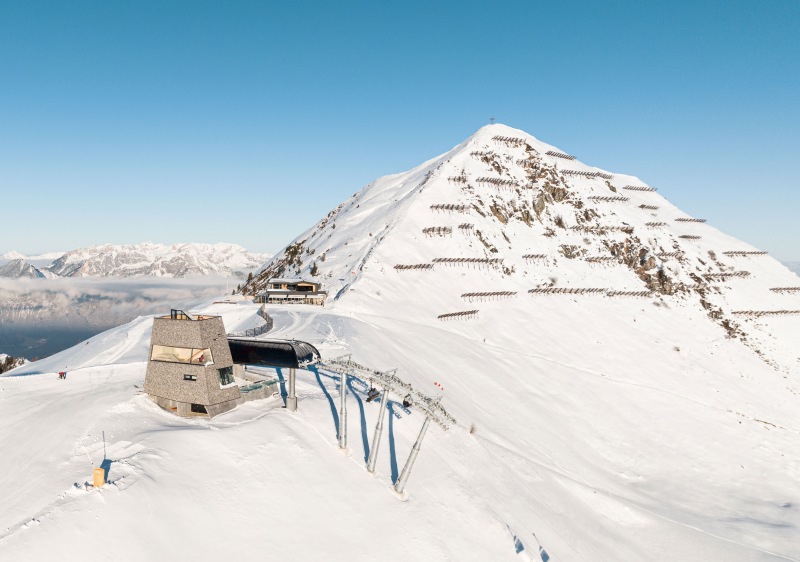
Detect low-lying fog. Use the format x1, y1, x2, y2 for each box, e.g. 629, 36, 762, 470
0, 277, 232, 359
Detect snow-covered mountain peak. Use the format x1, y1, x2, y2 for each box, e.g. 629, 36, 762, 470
0, 258, 46, 279
243, 124, 798, 370
46, 242, 270, 278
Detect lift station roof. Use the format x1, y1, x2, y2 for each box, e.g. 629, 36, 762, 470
227, 337, 321, 369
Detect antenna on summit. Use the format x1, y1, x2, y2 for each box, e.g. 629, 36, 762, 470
489, 116, 495, 124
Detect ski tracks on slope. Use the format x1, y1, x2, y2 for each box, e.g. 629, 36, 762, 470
0, 441, 148, 548
478, 434, 799, 562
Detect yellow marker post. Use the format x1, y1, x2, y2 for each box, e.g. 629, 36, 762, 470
93, 467, 105, 488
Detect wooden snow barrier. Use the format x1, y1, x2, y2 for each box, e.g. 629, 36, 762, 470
562, 170, 613, 180
470, 150, 494, 160
432, 257, 502, 268
646, 222, 667, 228
623, 185, 657, 192
523, 253, 548, 263
770, 287, 800, 293
588, 195, 629, 202
585, 256, 618, 263
606, 290, 653, 298
530, 287, 653, 297
703, 271, 751, 279
476, 177, 517, 189
430, 204, 470, 214
422, 226, 452, 237
679, 235, 702, 240
571, 225, 633, 233
723, 250, 768, 256
492, 135, 526, 147
733, 310, 800, 318
394, 264, 434, 271
438, 309, 479, 321
529, 287, 606, 295
447, 174, 468, 185
639, 204, 660, 210
545, 150, 576, 160
675, 218, 707, 223
516, 158, 536, 168
461, 291, 517, 302
658, 252, 683, 258
458, 223, 474, 235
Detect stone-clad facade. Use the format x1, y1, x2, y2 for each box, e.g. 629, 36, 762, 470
144, 311, 241, 418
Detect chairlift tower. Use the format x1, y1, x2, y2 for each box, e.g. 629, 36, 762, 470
319, 355, 456, 496
338, 369, 348, 450
394, 415, 431, 495
286, 368, 297, 412
366, 388, 389, 473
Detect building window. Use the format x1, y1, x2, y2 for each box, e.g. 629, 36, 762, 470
150, 345, 213, 365
183, 374, 197, 381
190, 403, 207, 414
218, 366, 234, 387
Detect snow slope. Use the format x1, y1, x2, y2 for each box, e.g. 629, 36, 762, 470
2, 124, 799, 561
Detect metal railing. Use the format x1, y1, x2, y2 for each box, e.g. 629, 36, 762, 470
229, 311, 273, 338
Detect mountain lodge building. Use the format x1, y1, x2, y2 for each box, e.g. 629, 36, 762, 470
254, 278, 327, 305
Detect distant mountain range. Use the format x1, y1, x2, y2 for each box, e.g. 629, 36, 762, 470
0, 243, 270, 279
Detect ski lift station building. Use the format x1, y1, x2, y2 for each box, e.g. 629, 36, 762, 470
144, 309, 322, 418
144, 309, 241, 418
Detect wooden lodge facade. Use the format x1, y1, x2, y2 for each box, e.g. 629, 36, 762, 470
254, 278, 327, 306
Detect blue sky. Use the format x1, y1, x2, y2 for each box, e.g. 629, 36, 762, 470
1, 1, 798, 260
